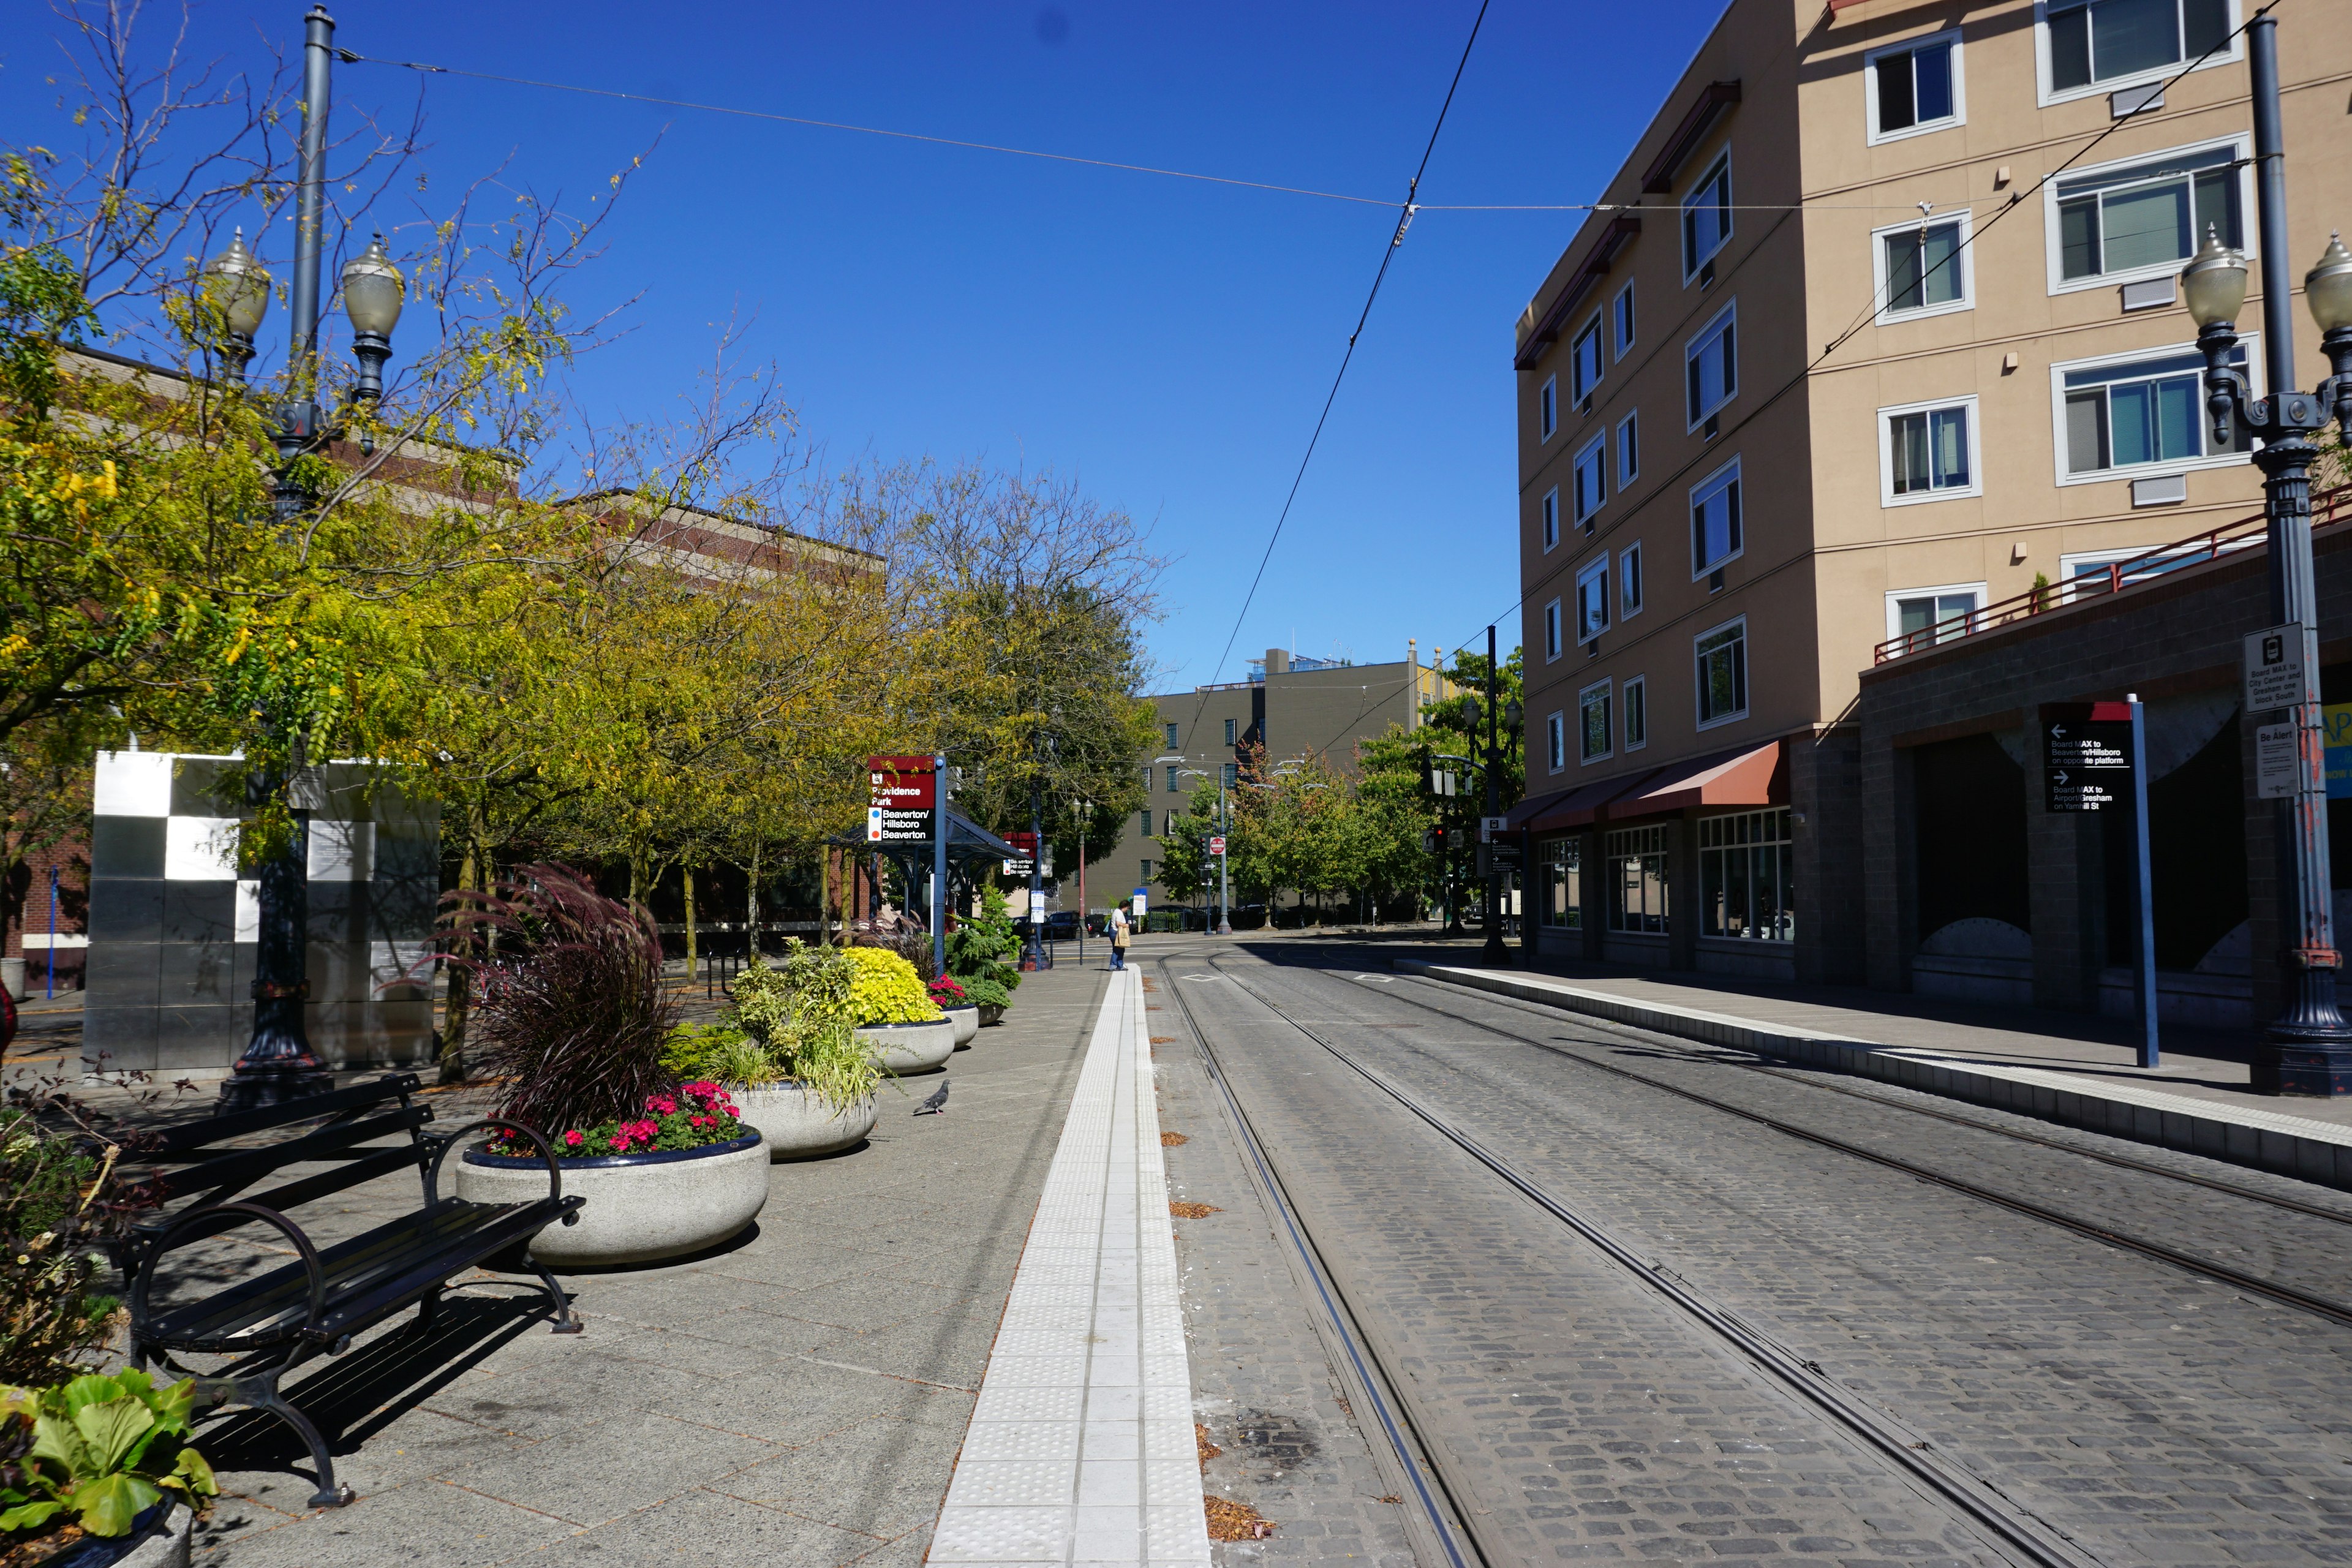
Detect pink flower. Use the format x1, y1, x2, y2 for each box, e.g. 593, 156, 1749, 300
564, 1130, 583, 1147
725, 1106, 741, 1118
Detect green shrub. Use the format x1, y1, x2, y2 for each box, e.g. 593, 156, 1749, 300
696, 946, 888, 1112
0, 1371, 216, 1542
949, 884, 1021, 1011
842, 946, 943, 1025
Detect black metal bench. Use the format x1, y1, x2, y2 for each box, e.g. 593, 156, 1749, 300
118, 1074, 583, 1508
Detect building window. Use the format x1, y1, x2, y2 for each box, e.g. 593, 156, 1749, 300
1140, 858, 1153, 883
1540, 838, 1583, 929
1142, 766, 1153, 790
1686, 302, 1737, 428
1681, 152, 1732, 282
1166, 766, 1180, 793
1700, 809, 1793, 942
1695, 617, 1748, 728
1618, 411, 1639, 484
1542, 487, 1560, 551
1877, 217, 1969, 319
1623, 675, 1648, 750
1607, 825, 1670, 933
1164, 722, 1178, 747
1887, 584, 1984, 646
1620, 542, 1645, 618
1613, 282, 1636, 360
1867, 31, 1962, 141
1690, 458, 1743, 576
1547, 711, 1567, 773
2056, 342, 2250, 480
1222, 761, 1238, 788
1539, 375, 1558, 441
1580, 679, 1613, 763
1573, 435, 1607, 527
1140, 810, 1153, 837
1572, 315, 1604, 404
1880, 396, 1980, 504
1545, 598, 1564, 661
1224, 718, 1236, 746
1576, 556, 1610, 645
2052, 139, 2244, 289
2046, 0, 2235, 97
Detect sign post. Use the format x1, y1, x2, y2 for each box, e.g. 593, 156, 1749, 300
932, 755, 949, 981
2042, 703, 2157, 1068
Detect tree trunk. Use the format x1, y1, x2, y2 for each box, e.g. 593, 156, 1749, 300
746, 842, 761, 959
682, 861, 698, 980
438, 823, 480, 1086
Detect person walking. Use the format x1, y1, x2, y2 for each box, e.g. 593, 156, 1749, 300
1109, 902, 1130, 971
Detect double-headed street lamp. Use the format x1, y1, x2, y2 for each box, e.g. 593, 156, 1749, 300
2176, 9, 2352, 1096
203, 6, 407, 1109
1157, 755, 1234, 935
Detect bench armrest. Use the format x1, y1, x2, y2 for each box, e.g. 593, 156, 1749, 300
426, 1120, 571, 1221
128, 1200, 328, 1351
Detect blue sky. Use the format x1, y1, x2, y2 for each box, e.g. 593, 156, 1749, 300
2, 1, 1722, 691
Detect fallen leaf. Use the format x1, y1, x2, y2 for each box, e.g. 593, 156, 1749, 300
1196, 1423, 1222, 1466
1170, 1201, 1221, 1218
1160, 1131, 1188, 1147
1204, 1495, 1276, 1541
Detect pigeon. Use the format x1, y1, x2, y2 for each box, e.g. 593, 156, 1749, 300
913, 1080, 950, 1116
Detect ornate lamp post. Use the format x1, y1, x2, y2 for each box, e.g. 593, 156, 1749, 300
2176, 13, 2352, 1095
202, 6, 406, 1109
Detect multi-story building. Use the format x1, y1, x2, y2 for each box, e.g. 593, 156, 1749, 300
1510, 0, 2351, 986
1105, 646, 1455, 914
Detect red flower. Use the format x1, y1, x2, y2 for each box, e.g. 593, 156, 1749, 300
564, 1130, 583, 1147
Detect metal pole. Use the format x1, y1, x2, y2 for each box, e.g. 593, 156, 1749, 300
932, 753, 948, 981
45, 868, 57, 1000
1077, 811, 1087, 965
1022, 784, 1044, 971
2129, 695, 2160, 1070
1217, 776, 1232, 936
1481, 625, 1507, 963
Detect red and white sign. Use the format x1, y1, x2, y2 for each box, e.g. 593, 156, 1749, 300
1209, 835, 1227, 855
868, 755, 935, 809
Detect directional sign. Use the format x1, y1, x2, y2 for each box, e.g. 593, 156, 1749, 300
2043, 702, 2133, 812
1000, 829, 1037, 878
1480, 815, 1509, 842
1208, 835, 1227, 855
867, 755, 936, 844
2245, 622, 2315, 713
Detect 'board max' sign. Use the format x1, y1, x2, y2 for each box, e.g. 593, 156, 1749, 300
2042, 702, 2132, 813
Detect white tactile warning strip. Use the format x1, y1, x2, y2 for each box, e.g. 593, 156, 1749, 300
930, 968, 1211, 1568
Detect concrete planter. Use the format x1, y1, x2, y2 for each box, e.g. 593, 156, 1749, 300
944, 1005, 979, 1048
734, 1083, 875, 1159
855, 1017, 954, 1075
978, 1003, 1007, 1028
456, 1131, 768, 1267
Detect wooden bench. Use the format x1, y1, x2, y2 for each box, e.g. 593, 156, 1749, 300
118, 1074, 582, 1508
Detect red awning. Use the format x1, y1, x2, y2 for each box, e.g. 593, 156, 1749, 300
1503, 785, 1578, 832
1601, 739, 1785, 821
1523, 769, 1664, 833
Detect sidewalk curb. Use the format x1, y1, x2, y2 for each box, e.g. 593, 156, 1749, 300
1392, 960, 2352, 1193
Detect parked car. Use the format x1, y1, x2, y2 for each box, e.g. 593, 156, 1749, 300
1044, 910, 1082, 941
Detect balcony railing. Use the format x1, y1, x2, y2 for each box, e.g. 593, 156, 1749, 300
1871, 484, 2351, 665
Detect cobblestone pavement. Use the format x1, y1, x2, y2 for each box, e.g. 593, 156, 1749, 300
1153, 940, 2352, 1568
170, 961, 1107, 1567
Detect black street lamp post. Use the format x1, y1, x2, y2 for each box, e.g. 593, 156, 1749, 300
2179, 11, 2352, 1095
205, 6, 404, 1110
1480, 625, 1509, 965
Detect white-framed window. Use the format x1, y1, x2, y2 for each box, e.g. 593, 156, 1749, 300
2046, 136, 2248, 293
1685, 300, 1738, 429
1623, 675, 1648, 750
1546, 711, 1567, 773
1695, 616, 1749, 728
2051, 339, 2253, 484
1613, 281, 1637, 360
1884, 582, 1986, 645
1874, 213, 1972, 322
2038, 0, 2239, 105
1620, 541, 1646, 619
1541, 486, 1560, 552
1866, 30, 1964, 142
1681, 151, 1733, 282
1544, 598, 1564, 661
1580, 679, 1613, 764
1607, 824, 1670, 933
1573, 434, 1607, 527
1700, 809, 1794, 942
1690, 456, 1743, 577
1539, 374, 1558, 441
1571, 313, 1605, 405
1540, 837, 1583, 929
1878, 395, 1981, 505
1576, 555, 1610, 645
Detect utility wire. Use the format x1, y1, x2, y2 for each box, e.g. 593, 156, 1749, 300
1184, 0, 1490, 741
1442, 1, 2280, 695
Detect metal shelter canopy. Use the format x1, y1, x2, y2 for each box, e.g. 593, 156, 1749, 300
827, 810, 1025, 882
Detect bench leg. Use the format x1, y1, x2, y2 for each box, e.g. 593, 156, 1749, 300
529, 1259, 583, 1335
237, 1371, 355, 1511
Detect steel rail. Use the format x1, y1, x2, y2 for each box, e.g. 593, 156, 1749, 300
1188, 954, 2105, 1568
1153, 960, 1488, 1568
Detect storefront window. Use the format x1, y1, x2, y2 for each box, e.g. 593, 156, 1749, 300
1699, 809, 1794, 941
1540, 839, 1582, 928
1606, 826, 1669, 933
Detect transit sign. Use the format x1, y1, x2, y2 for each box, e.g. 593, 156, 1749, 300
2043, 702, 2132, 813
2244, 622, 2315, 712
2256, 722, 2301, 801
867, 755, 936, 843
1001, 829, 1037, 877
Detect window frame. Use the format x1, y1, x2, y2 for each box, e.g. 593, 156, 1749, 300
1620, 540, 1646, 620
1681, 151, 1734, 284
1613, 281, 1637, 361
1541, 486, 1561, 552
2034, 0, 2242, 108
1606, 824, 1671, 934
1877, 393, 1984, 506
1539, 374, 1558, 442
2047, 336, 2259, 487
1698, 808, 1795, 943
1694, 614, 1750, 730
1572, 432, 1608, 527
1140, 809, 1153, 837
1689, 455, 1744, 579
2040, 134, 2252, 295
1618, 410, 1640, 484
1883, 581, 1988, 644
1546, 711, 1567, 774
1871, 211, 1974, 323
1166, 766, 1180, 793
1863, 28, 1966, 145
1570, 311, 1605, 405
1164, 722, 1178, 748
1544, 597, 1564, 662
1575, 554, 1611, 647
1140, 857, 1153, 883
1579, 678, 1614, 765
1623, 674, 1648, 751
1684, 299, 1739, 431
1224, 718, 1236, 746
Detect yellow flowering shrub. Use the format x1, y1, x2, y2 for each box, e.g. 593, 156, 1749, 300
842, 946, 943, 1026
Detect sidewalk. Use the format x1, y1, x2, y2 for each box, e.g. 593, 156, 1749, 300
1395, 958, 2352, 1189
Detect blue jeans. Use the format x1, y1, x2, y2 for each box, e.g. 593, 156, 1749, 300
1110, 946, 1126, 969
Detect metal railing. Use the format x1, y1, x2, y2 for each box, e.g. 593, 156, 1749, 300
1871, 484, 2351, 665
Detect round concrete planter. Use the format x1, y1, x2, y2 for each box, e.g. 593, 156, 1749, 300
456, 1131, 768, 1267
855, 1017, 954, 1075
49, 1501, 190, 1568
978, 1003, 1006, 1028
943, 1005, 979, 1048
733, 1084, 875, 1159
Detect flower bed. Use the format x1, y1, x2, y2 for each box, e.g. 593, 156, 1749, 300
491, 1082, 745, 1161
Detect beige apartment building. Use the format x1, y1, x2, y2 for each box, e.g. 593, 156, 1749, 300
1509, 0, 2352, 984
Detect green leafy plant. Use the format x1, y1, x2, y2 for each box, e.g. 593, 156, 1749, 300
842, 946, 941, 1025
948, 884, 1022, 1011
711, 947, 886, 1112
0, 1371, 216, 1541
0, 1111, 149, 1389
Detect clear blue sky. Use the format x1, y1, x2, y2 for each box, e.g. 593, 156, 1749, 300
1, 1, 1723, 691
